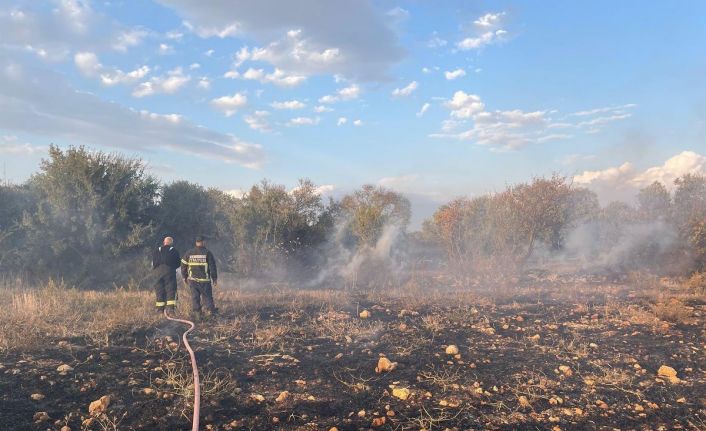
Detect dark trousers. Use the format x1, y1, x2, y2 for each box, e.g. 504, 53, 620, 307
154, 267, 177, 308
188, 280, 216, 313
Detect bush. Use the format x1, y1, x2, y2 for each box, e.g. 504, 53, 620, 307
13, 146, 158, 287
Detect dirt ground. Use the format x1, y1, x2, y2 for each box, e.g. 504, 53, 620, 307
1, 277, 705, 430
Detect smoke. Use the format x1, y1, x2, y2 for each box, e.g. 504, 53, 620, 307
307, 219, 407, 287
538, 220, 680, 273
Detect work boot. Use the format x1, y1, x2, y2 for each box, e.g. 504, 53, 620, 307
166, 305, 176, 314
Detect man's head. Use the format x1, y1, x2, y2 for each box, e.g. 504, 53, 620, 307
163, 236, 173, 246
195, 235, 205, 247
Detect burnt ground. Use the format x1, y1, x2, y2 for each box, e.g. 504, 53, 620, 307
1, 282, 705, 431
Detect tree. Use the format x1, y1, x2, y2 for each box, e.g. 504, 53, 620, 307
340, 185, 411, 247
0, 184, 36, 271
637, 181, 671, 221
156, 181, 220, 253
673, 174, 706, 270
19, 146, 158, 286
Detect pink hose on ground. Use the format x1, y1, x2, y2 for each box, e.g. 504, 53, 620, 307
164, 309, 201, 431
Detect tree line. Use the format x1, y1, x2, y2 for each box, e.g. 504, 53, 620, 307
0, 146, 704, 288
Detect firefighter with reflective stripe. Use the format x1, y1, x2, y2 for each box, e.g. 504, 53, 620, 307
181, 235, 218, 317
152, 236, 181, 312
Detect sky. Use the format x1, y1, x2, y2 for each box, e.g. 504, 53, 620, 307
1, 0, 705, 227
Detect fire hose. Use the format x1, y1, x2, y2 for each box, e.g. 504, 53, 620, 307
164, 308, 201, 431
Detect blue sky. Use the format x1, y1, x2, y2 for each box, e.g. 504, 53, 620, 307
1, 0, 705, 226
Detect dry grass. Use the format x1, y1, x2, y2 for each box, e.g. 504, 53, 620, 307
0, 280, 159, 352
651, 297, 693, 323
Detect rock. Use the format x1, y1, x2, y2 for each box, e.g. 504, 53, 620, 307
634, 404, 644, 412
30, 393, 45, 401
357, 410, 366, 417
392, 387, 410, 400
677, 397, 686, 403
328, 428, 339, 431
372, 417, 386, 427
445, 345, 459, 355
142, 388, 156, 395
275, 391, 289, 403
88, 395, 111, 415
359, 310, 371, 319
657, 365, 680, 383
518, 396, 531, 408
33, 411, 49, 423
529, 334, 541, 342
250, 394, 265, 402
61, 426, 71, 431
375, 357, 397, 373
558, 365, 573, 376
56, 364, 73, 374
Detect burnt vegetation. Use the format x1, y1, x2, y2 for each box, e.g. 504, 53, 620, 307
1, 145, 705, 430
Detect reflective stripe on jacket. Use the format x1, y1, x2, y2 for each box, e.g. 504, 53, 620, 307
181, 246, 217, 282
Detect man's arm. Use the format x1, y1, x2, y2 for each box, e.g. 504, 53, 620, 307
207, 251, 218, 284
171, 248, 181, 270
151, 248, 159, 269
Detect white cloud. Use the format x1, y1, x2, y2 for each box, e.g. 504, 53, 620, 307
387, 7, 410, 20
287, 116, 320, 126
271, 100, 306, 110
422, 67, 431, 74
0, 53, 264, 167
158, 43, 175, 55
0, 135, 46, 155
314, 105, 333, 113
573, 152, 706, 199
183, 20, 240, 38
474, 12, 506, 29
457, 11, 508, 50
133, 67, 190, 97
112, 28, 149, 52
225, 189, 246, 199
211, 92, 248, 116
337, 117, 347, 126
631, 151, 706, 188
0, 2, 147, 60
204, 49, 215, 56
574, 162, 635, 186
353, 119, 363, 127
243, 110, 271, 132
189, 63, 201, 70
313, 184, 335, 195
416, 102, 431, 117
444, 68, 466, 80
378, 174, 420, 190
433, 93, 634, 151
392, 80, 418, 97
74, 52, 150, 86
156, 0, 404, 81
166, 30, 184, 41
319, 84, 361, 104
225, 67, 306, 87
427, 33, 448, 48
445, 91, 485, 118
196, 76, 210, 90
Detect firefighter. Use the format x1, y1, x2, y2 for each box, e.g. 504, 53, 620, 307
181, 235, 218, 318
152, 236, 181, 312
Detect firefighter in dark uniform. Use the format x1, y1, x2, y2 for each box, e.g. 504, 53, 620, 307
181, 235, 218, 317
152, 236, 181, 312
